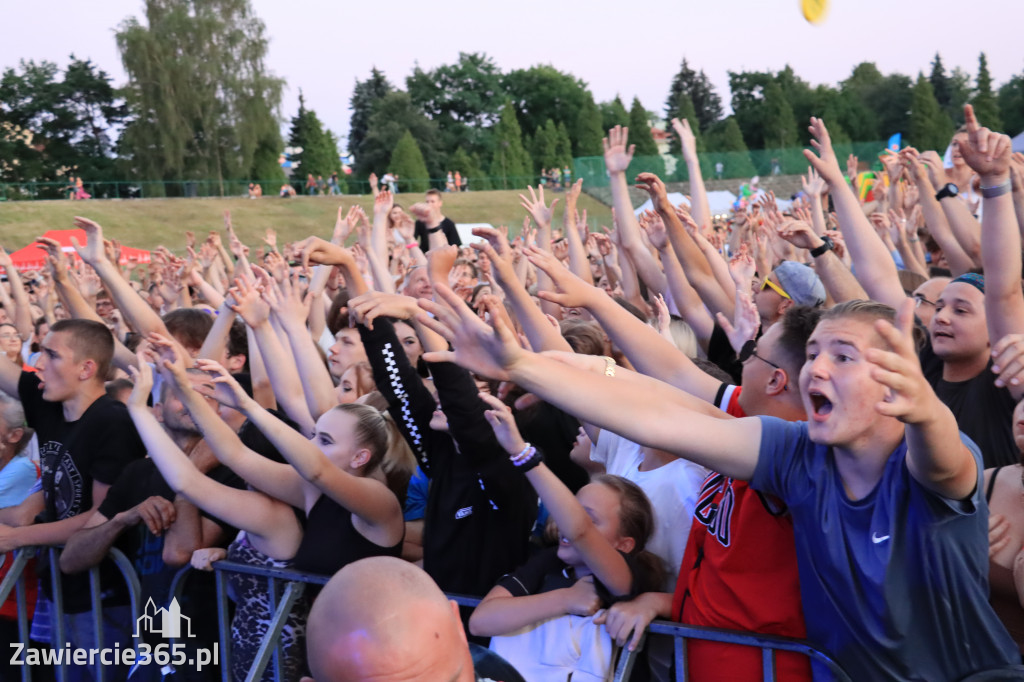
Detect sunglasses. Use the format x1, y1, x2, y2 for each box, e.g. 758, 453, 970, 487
739, 339, 784, 374
761, 277, 791, 300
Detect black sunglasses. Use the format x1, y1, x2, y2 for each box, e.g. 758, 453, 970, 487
739, 339, 783, 371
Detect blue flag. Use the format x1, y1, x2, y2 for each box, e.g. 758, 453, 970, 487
887, 133, 902, 152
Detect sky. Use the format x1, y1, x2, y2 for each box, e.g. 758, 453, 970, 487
2, 0, 1021, 150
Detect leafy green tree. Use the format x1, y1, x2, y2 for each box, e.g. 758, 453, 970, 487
600, 96, 629, 132
355, 91, 443, 181
574, 91, 604, 157
761, 82, 799, 151
489, 100, 531, 188
971, 53, 1003, 130
288, 90, 339, 178
998, 74, 1024, 137
909, 74, 954, 152
389, 130, 430, 192
406, 52, 502, 159
663, 59, 723, 132
117, 0, 284, 188
948, 67, 972, 126
502, 65, 589, 150
705, 117, 756, 177
728, 72, 799, 152
0, 56, 126, 189
348, 67, 392, 171
839, 63, 912, 140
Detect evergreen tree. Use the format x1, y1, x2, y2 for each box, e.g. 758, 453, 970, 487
348, 68, 392, 171
288, 90, 339, 178
627, 97, 664, 177
666, 92, 704, 155
971, 53, 1003, 130
705, 117, 756, 177
600, 96, 629, 132
389, 130, 430, 192
998, 74, 1024, 137
449, 146, 489, 190
489, 100, 531, 188
929, 53, 953, 116
355, 92, 443, 181
530, 119, 558, 173
909, 74, 954, 152
116, 0, 284, 187
760, 81, 799, 151
574, 91, 604, 157
664, 58, 723, 132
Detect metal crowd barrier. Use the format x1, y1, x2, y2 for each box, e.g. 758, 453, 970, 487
3, 547, 852, 682
0, 546, 143, 682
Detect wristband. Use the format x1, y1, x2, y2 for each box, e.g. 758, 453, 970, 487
981, 181, 1012, 199
510, 443, 542, 472
405, 243, 417, 249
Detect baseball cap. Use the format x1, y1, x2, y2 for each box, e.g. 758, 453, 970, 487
774, 261, 826, 307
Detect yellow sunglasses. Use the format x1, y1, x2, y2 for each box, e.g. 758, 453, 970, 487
761, 277, 791, 300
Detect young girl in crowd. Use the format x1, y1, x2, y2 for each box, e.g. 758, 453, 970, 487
468, 392, 663, 682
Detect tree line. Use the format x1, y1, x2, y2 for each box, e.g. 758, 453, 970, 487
1, 0, 1022, 193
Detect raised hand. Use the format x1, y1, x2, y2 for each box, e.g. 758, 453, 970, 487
803, 118, 844, 186
801, 166, 827, 197
146, 331, 190, 382
293, 236, 353, 269
634, 172, 672, 214
228, 275, 270, 327
478, 391, 528, 455
603, 125, 635, 175
416, 283, 523, 380
716, 290, 760, 355
427, 244, 458, 286
127, 353, 156, 409
526, 245, 602, 309
263, 228, 278, 253
566, 178, 583, 206
349, 291, 419, 329
958, 103, 1012, 183
519, 185, 560, 229
670, 117, 698, 160
865, 298, 935, 422
194, 358, 251, 411
471, 226, 512, 264
374, 188, 395, 220
846, 154, 859, 182
638, 210, 669, 251
71, 217, 109, 266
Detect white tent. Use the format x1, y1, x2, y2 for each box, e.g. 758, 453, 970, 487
633, 189, 790, 218
1013, 131, 1024, 154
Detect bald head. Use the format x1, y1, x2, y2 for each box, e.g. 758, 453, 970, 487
304, 557, 474, 682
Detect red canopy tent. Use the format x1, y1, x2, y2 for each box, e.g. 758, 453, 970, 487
5, 229, 151, 272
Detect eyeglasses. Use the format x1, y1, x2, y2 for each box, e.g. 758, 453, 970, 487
761, 277, 791, 300
739, 339, 783, 372
913, 294, 936, 308
0, 333, 17, 340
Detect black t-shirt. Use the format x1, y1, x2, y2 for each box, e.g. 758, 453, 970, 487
414, 217, 461, 252
496, 546, 642, 607
18, 371, 147, 611
99, 457, 244, 603
515, 402, 588, 494
919, 339, 1018, 468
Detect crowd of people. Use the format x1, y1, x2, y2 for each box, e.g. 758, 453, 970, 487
1, 104, 1024, 682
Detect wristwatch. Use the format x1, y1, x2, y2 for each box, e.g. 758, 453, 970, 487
809, 235, 835, 258
935, 183, 959, 201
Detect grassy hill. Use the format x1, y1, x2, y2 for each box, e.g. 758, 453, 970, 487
0, 190, 612, 252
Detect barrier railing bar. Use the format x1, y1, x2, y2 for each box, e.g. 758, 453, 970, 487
16, 567, 31, 682
763, 646, 776, 682
0, 548, 32, 604
88, 566, 105, 682
244, 582, 305, 682
674, 635, 687, 682
612, 631, 645, 682
48, 548, 67, 682
215, 569, 231, 682
267, 577, 282, 682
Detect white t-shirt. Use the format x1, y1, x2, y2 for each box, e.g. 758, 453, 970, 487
591, 430, 707, 591
489, 613, 613, 682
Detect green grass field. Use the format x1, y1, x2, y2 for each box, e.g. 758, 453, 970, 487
0, 190, 613, 252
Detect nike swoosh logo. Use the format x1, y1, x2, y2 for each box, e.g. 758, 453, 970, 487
871, 533, 890, 544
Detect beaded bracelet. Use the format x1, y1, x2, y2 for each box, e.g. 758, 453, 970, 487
510, 443, 543, 472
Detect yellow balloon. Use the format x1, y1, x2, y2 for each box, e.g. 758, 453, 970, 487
802, 0, 829, 24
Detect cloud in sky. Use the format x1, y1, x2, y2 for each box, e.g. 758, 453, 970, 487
2, 0, 1021, 147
